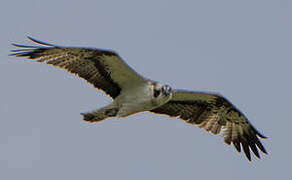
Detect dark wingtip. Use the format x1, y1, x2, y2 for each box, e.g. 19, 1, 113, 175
11, 43, 37, 48
259, 134, 268, 139
256, 139, 268, 154
249, 123, 268, 139
256, 131, 268, 139
250, 143, 261, 159
241, 141, 252, 161
26, 36, 55, 46
10, 48, 33, 52
9, 52, 22, 57
10, 37, 38, 57
233, 142, 241, 153
10, 36, 56, 57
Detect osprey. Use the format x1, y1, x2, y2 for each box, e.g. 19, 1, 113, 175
11, 37, 267, 161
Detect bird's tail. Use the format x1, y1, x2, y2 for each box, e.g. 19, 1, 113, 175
81, 107, 119, 123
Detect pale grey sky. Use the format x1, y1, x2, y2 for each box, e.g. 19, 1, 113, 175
1, 0, 291, 179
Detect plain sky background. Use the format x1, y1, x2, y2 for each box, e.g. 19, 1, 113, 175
1, 0, 291, 179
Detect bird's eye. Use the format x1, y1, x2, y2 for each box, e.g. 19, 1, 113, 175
162, 85, 171, 96
153, 89, 160, 98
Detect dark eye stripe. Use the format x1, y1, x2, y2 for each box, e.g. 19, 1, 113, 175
153, 89, 160, 98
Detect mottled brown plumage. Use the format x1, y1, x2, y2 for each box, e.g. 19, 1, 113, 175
11, 37, 268, 161
151, 91, 267, 161
10, 37, 144, 98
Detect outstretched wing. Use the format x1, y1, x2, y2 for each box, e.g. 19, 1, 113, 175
10, 37, 146, 98
150, 90, 267, 161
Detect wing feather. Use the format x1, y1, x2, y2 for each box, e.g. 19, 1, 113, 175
151, 90, 267, 161
10, 37, 146, 98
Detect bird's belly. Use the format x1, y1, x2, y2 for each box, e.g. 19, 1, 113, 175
116, 98, 156, 117
115, 83, 157, 117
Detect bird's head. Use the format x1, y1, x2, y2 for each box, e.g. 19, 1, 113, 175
151, 82, 173, 105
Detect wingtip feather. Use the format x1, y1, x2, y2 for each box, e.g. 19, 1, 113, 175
26, 36, 55, 46
241, 140, 251, 161
11, 43, 37, 48
233, 141, 241, 153
249, 143, 261, 159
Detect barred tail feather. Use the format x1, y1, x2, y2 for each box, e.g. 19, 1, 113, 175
81, 107, 118, 123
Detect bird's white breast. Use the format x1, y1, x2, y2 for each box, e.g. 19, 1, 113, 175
113, 81, 158, 117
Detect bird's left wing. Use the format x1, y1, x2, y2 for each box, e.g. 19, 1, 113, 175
10, 37, 146, 99
150, 90, 267, 161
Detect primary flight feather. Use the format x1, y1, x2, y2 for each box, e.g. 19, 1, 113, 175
10, 37, 267, 161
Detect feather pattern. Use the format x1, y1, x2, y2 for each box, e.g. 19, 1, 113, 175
11, 37, 268, 161
151, 90, 267, 161
10, 37, 145, 98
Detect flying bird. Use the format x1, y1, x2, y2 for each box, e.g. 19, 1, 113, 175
10, 37, 267, 161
